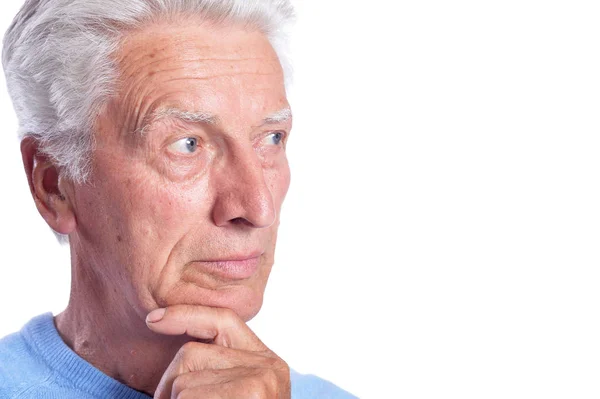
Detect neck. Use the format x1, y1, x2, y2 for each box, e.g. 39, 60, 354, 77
54, 246, 190, 395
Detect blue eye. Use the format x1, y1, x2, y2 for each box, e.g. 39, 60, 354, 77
266, 132, 284, 146
169, 137, 198, 154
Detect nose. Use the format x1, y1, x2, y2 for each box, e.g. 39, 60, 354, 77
211, 149, 276, 229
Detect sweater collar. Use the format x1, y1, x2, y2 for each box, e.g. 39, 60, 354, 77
22, 313, 151, 399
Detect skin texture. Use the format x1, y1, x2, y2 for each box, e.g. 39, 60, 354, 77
21, 18, 292, 397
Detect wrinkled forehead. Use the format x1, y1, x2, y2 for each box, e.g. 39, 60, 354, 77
110, 19, 288, 134
115, 19, 284, 86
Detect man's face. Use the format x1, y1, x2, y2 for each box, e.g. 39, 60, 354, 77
69, 20, 291, 322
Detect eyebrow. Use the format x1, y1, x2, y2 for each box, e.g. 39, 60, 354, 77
136, 106, 292, 135
262, 107, 292, 125
136, 108, 217, 135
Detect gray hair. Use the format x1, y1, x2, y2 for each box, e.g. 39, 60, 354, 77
2, 0, 294, 185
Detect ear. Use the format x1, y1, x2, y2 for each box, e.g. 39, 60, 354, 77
21, 136, 77, 235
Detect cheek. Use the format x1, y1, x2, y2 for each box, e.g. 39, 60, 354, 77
105, 176, 212, 297
126, 177, 212, 244
82, 158, 210, 263
268, 157, 291, 209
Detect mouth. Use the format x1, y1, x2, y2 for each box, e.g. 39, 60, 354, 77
194, 253, 262, 280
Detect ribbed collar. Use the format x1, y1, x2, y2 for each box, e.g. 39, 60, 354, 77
21, 313, 151, 399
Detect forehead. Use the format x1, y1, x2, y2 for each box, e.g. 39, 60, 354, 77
113, 19, 288, 128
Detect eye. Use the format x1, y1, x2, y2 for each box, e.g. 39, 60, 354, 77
168, 137, 199, 154
264, 131, 285, 146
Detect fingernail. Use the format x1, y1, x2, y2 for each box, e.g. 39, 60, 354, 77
146, 308, 166, 323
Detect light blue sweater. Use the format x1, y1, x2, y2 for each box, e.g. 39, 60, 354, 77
0, 314, 356, 399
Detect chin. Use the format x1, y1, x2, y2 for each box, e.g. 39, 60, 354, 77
157, 282, 266, 322
207, 284, 265, 322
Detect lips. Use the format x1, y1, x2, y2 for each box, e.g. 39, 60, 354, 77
203, 250, 263, 263
195, 252, 263, 280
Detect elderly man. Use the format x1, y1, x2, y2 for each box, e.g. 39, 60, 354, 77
0, 0, 355, 398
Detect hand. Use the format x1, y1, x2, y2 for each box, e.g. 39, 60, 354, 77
146, 305, 291, 399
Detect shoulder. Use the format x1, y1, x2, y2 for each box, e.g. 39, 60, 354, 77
290, 369, 358, 399
0, 315, 56, 398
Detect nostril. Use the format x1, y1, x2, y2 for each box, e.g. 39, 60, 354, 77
231, 217, 251, 226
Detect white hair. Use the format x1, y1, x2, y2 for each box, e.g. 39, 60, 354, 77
2, 0, 294, 243
2, 0, 294, 183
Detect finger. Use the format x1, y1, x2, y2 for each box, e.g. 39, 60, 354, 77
171, 367, 262, 397
170, 368, 284, 399
168, 341, 277, 373
172, 381, 266, 399
154, 343, 281, 399
170, 383, 242, 399
146, 304, 267, 351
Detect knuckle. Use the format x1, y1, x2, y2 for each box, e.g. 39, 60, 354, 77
264, 367, 279, 385
277, 358, 290, 373
175, 390, 193, 399
176, 341, 200, 364
246, 377, 270, 399
245, 368, 280, 399
261, 362, 289, 397
180, 341, 197, 355
171, 375, 188, 397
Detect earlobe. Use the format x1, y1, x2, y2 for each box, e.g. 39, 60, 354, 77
20, 136, 77, 235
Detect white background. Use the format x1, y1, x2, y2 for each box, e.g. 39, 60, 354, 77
1, 1, 600, 398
